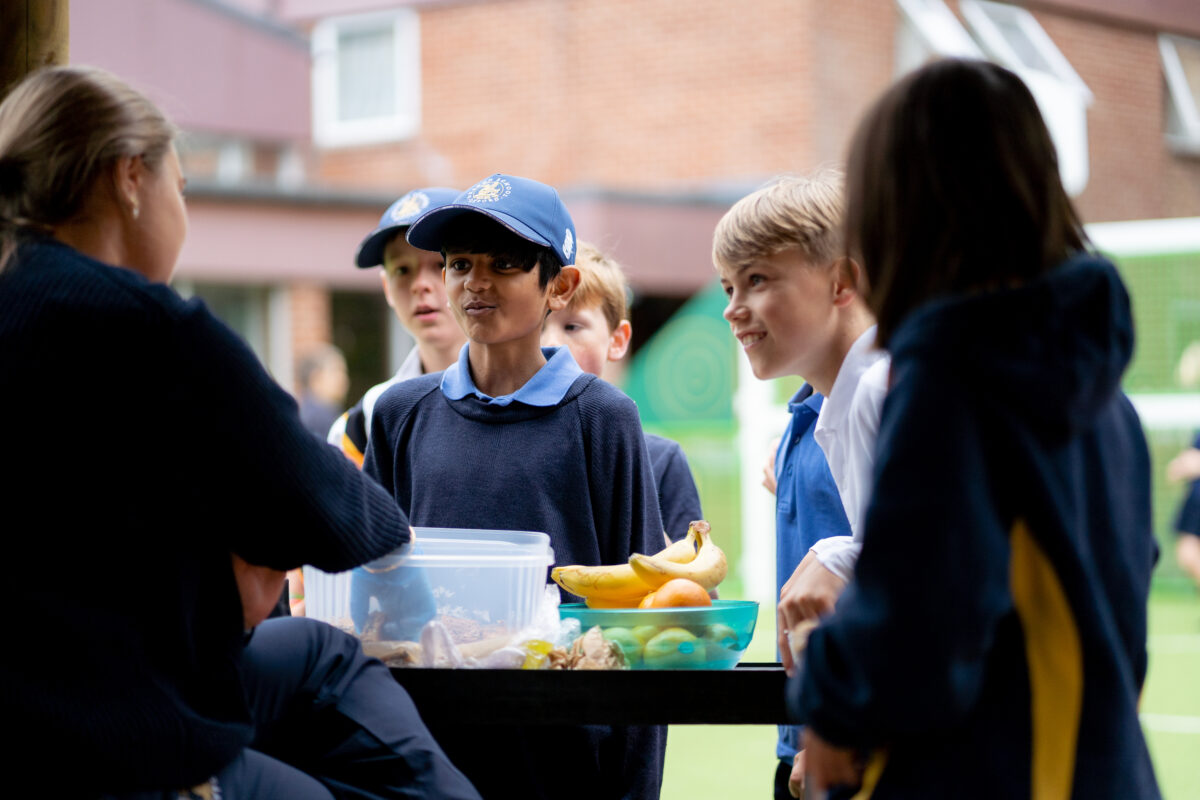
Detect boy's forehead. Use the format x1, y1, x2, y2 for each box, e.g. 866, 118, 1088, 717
721, 248, 817, 278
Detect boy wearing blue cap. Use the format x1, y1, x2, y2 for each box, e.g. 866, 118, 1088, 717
326, 187, 465, 468
364, 174, 667, 800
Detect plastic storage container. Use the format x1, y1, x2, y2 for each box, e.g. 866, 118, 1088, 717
304, 528, 554, 648
558, 600, 759, 670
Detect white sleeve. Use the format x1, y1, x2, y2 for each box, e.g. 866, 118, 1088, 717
839, 357, 891, 540
810, 535, 862, 582
326, 411, 347, 447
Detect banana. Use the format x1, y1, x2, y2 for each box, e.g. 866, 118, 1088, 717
656, 524, 700, 564
584, 595, 644, 609
628, 520, 727, 591
552, 562, 653, 601
551, 526, 700, 601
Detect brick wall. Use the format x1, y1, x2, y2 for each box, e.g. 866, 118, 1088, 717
290, 282, 333, 393
1033, 7, 1200, 222
313, 0, 896, 192
312, 0, 1199, 224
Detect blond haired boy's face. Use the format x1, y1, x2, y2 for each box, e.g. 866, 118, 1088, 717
720, 247, 841, 381
382, 236, 465, 352
543, 304, 628, 378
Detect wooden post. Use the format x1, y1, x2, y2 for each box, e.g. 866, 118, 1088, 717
0, 1, 69, 101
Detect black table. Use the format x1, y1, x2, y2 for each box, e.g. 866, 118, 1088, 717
391, 662, 791, 725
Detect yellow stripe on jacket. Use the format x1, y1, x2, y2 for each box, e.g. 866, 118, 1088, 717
1009, 518, 1083, 800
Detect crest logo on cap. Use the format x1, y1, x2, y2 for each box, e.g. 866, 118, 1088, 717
390, 192, 429, 222
563, 229, 574, 261
467, 177, 512, 204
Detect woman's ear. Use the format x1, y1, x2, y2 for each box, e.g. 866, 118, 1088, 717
547, 265, 581, 311
109, 154, 145, 219
607, 319, 632, 362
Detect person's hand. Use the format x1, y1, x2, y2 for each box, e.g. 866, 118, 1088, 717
762, 436, 781, 495
232, 553, 287, 631
777, 551, 846, 675
1167, 448, 1200, 483
788, 750, 806, 798
1177, 533, 1200, 586
802, 728, 863, 795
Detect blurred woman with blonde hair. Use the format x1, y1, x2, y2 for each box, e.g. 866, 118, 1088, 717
0, 65, 478, 799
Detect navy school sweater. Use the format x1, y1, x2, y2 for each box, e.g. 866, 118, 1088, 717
0, 237, 409, 791
645, 432, 703, 543
363, 368, 667, 800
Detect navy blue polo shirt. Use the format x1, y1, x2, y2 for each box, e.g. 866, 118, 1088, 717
774, 384, 851, 761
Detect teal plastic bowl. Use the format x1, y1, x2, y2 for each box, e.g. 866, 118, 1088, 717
559, 600, 759, 670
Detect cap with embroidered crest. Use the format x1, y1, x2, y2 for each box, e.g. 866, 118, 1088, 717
354, 187, 460, 268
405, 174, 577, 267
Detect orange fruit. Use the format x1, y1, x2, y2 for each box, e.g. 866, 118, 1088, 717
638, 592, 657, 608
646, 578, 712, 608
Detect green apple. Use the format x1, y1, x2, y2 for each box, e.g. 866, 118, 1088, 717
602, 627, 643, 667
632, 624, 661, 645
643, 627, 706, 668
704, 623, 739, 649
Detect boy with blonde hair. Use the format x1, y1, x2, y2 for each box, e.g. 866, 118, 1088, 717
543, 241, 703, 542
713, 172, 889, 799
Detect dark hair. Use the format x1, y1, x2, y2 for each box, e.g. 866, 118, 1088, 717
845, 59, 1088, 347
0, 66, 178, 272
439, 214, 562, 289
296, 344, 344, 390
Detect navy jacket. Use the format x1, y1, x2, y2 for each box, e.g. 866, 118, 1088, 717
0, 237, 408, 791
790, 255, 1160, 798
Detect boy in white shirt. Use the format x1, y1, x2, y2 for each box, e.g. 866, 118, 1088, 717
806, 328, 889, 580
713, 171, 888, 799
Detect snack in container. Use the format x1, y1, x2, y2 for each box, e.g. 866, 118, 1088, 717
558, 600, 759, 670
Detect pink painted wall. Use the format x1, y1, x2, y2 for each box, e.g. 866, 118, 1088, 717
177, 199, 383, 288
570, 198, 728, 296
71, 0, 310, 141
176, 194, 723, 294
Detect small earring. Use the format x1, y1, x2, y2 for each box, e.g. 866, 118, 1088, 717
131, 203, 140, 220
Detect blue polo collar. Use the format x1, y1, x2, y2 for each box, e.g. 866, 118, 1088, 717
788, 383, 824, 420
440, 344, 583, 407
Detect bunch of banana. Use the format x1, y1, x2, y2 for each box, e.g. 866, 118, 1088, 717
551, 520, 728, 606
629, 520, 727, 591
552, 524, 700, 608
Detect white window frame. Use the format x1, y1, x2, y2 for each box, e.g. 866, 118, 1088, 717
311, 9, 420, 148
1160, 34, 1200, 156
956, 0, 1092, 195
959, 0, 1090, 98
896, 0, 984, 65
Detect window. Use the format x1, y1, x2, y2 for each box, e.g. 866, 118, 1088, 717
311, 9, 420, 148
956, 0, 1092, 196
1160, 35, 1200, 155
960, 0, 1089, 94
895, 0, 983, 75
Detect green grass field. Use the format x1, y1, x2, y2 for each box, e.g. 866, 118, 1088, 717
661, 590, 1200, 799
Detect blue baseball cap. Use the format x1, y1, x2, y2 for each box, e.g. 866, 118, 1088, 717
406, 174, 577, 267
354, 187, 460, 268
